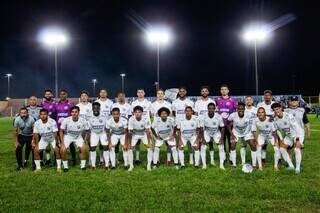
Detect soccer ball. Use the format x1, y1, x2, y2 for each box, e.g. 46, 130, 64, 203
242, 163, 253, 173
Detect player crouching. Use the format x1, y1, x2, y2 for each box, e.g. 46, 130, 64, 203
106, 107, 129, 170
33, 109, 61, 172
59, 106, 89, 172
127, 106, 153, 171
151, 107, 179, 169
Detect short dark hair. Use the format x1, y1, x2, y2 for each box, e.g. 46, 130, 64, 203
179, 86, 187, 90
92, 102, 101, 107
112, 107, 120, 113
44, 89, 53, 94
271, 102, 282, 109
220, 84, 229, 89
80, 90, 89, 96
201, 85, 210, 91
185, 106, 193, 111
157, 107, 170, 117
157, 88, 165, 93
60, 89, 68, 93
40, 108, 48, 114
207, 102, 216, 108
257, 107, 266, 112
70, 106, 80, 112
264, 90, 272, 95
133, 106, 143, 112
237, 102, 246, 107
117, 92, 125, 96
100, 88, 108, 93
137, 88, 145, 92
20, 107, 28, 112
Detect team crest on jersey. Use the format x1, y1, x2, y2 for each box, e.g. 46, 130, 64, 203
140, 124, 144, 128
191, 123, 195, 127
86, 109, 89, 112
167, 125, 170, 128
226, 102, 230, 106
64, 106, 68, 110
213, 122, 217, 126
99, 119, 103, 123
77, 125, 81, 129
284, 122, 287, 125
49, 105, 52, 109
265, 124, 269, 128
47, 127, 51, 131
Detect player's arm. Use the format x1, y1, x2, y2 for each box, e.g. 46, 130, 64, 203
220, 126, 225, 144
12, 119, 20, 148
106, 128, 112, 149
59, 129, 65, 147
303, 112, 311, 139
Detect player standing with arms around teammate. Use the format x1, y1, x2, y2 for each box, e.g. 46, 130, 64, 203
26, 96, 42, 121
172, 86, 194, 122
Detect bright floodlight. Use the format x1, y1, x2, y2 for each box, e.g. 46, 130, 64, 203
146, 26, 172, 45
92, 79, 97, 83
243, 25, 269, 43
38, 27, 69, 47
5, 73, 12, 77
120, 73, 126, 77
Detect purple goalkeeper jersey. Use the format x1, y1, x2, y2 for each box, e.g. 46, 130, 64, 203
55, 100, 74, 128
215, 96, 238, 125
41, 100, 57, 119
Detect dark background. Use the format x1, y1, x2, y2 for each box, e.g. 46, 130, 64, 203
0, 0, 319, 99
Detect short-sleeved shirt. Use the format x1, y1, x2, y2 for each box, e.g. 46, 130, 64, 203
26, 105, 42, 121
284, 107, 309, 131
77, 102, 92, 121
215, 96, 238, 125
228, 112, 252, 137
152, 117, 176, 140
60, 116, 89, 139
131, 99, 152, 121
200, 113, 224, 136
274, 112, 303, 138
13, 116, 35, 136
251, 118, 276, 138
106, 117, 128, 135
33, 118, 58, 141
95, 99, 113, 119
257, 101, 275, 117
177, 115, 199, 138
172, 98, 194, 122
55, 100, 74, 128
111, 102, 132, 119
245, 106, 257, 120
41, 100, 57, 119
87, 114, 107, 134
194, 98, 215, 118
151, 100, 172, 117
128, 116, 151, 136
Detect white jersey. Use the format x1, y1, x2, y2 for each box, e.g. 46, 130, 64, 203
194, 98, 215, 117
200, 113, 224, 136
106, 117, 128, 135
245, 106, 257, 119
128, 116, 151, 136
251, 118, 276, 138
274, 112, 303, 138
95, 98, 113, 119
131, 98, 152, 120
33, 118, 58, 142
284, 107, 308, 131
152, 117, 176, 140
172, 98, 194, 121
257, 101, 275, 117
151, 100, 172, 117
228, 112, 252, 137
87, 114, 107, 134
177, 115, 200, 138
60, 116, 89, 139
77, 102, 92, 120
111, 102, 132, 119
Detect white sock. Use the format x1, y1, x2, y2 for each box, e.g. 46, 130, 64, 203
273, 146, 281, 167
128, 149, 134, 167
230, 150, 236, 166
99, 151, 104, 163
194, 150, 200, 166
256, 147, 262, 168
46, 153, 51, 161
153, 147, 160, 164
200, 145, 207, 167
63, 160, 68, 169
147, 148, 153, 167
167, 152, 171, 162
35, 160, 41, 169
251, 151, 257, 167
189, 153, 194, 164
110, 147, 116, 167
103, 150, 110, 167
80, 160, 86, 169
178, 149, 185, 166
294, 148, 302, 171
56, 159, 61, 169
210, 150, 214, 163
240, 147, 246, 164
171, 147, 178, 164
280, 147, 294, 168
262, 149, 266, 160
123, 150, 128, 167
135, 150, 140, 161
218, 145, 225, 167
90, 151, 97, 167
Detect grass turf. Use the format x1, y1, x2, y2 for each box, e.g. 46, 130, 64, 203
0, 116, 319, 212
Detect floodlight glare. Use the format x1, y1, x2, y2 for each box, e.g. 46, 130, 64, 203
38, 27, 69, 47
5, 73, 12, 78
146, 27, 172, 45
243, 25, 270, 43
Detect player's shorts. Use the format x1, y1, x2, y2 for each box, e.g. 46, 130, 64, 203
38, 139, 56, 150
283, 135, 304, 147
257, 135, 275, 146
111, 134, 126, 146
131, 134, 149, 147
64, 136, 84, 149
155, 138, 176, 147
203, 131, 221, 144
180, 135, 197, 148
90, 132, 107, 147
233, 130, 254, 142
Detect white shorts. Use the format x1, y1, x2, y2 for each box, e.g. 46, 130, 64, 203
257, 135, 275, 146
38, 139, 56, 150
90, 132, 108, 147
283, 136, 304, 147
180, 135, 197, 147
155, 138, 176, 147
131, 134, 149, 147
111, 134, 126, 146
233, 131, 254, 142
203, 131, 221, 144
64, 136, 84, 149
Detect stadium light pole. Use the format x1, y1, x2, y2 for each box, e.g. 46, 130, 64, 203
4, 73, 12, 99
92, 79, 97, 97
38, 27, 69, 98
242, 25, 269, 95
146, 26, 172, 91
120, 73, 126, 93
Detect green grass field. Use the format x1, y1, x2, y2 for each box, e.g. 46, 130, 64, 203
0, 116, 319, 212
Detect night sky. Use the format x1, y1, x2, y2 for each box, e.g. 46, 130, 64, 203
0, 0, 319, 99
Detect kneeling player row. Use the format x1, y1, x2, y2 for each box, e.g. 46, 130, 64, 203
32, 100, 304, 173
